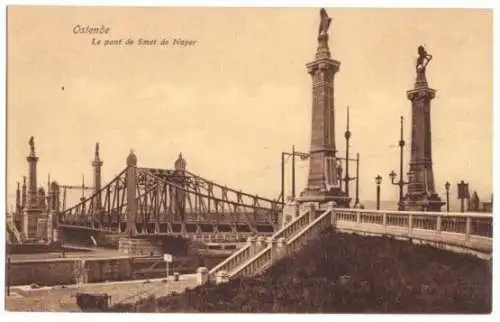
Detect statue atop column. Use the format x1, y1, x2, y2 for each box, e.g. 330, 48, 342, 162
318, 8, 332, 37
29, 136, 35, 155
415, 45, 433, 87
315, 8, 333, 59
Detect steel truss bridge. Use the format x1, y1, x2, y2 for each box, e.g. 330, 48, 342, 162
57, 164, 282, 239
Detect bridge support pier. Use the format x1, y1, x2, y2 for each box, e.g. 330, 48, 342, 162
118, 237, 163, 256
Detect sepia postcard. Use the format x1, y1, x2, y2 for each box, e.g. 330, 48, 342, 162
3, 3, 494, 316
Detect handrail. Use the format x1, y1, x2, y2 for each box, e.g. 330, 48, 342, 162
287, 209, 331, 246
209, 208, 311, 278
273, 208, 310, 240
230, 245, 272, 279
208, 243, 251, 276
333, 208, 492, 253
334, 207, 492, 218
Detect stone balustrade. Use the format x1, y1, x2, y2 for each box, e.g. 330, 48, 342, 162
287, 209, 332, 255
208, 241, 253, 282
231, 244, 272, 279
333, 208, 492, 253
208, 207, 313, 282
273, 207, 312, 241
207, 205, 492, 285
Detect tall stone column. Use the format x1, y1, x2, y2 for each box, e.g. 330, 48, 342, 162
298, 8, 350, 207
92, 142, 103, 209
23, 136, 42, 239
401, 46, 444, 212
126, 149, 138, 237
174, 153, 187, 225
21, 176, 27, 209
15, 182, 21, 213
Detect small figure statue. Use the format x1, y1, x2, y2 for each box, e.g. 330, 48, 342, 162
29, 136, 35, 154
416, 45, 432, 72
336, 160, 343, 183
318, 8, 332, 37
95, 142, 100, 157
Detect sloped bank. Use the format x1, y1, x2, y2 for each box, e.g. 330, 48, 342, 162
108, 228, 491, 313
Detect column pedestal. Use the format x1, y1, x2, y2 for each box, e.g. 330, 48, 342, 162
22, 208, 40, 240
118, 237, 163, 256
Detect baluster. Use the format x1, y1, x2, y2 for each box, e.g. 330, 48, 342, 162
408, 214, 413, 237
465, 217, 471, 242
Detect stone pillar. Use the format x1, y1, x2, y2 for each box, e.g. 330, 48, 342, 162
126, 149, 138, 237
256, 236, 267, 252
309, 203, 316, 223
402, 46, 444, 212
276, 237, 288, 261
247, 236, 257, 257
196, 267, 209, 286
92, 143, 103, 209
298, 9, 350, 208
282, 200, 298, 227
23, 137, 42, 240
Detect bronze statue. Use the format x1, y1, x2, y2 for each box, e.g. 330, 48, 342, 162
416, 45, 432, 71
95, 142, 100, 156
318, 8, 332, 37
29, 136, 35, 154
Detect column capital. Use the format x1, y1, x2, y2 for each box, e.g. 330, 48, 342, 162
306, 58, 340, 75
407, 87, 436, 101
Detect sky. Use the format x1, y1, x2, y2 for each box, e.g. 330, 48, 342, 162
6, 7, 493, 210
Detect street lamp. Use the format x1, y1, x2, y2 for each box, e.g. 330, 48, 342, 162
375, 174, 382, 210
281, 147, 309, 204
389, 116, 409, 210
445, 181, 450, 212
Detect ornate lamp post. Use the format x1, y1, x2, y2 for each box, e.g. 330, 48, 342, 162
389, 116, 409, 210
281, 147, 309, 203
375, 174, 382, 210
445, 181, 450, 212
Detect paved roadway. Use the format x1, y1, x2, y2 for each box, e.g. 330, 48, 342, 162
5, 274, 198, 312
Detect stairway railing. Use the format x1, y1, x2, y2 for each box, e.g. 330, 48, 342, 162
208, 207, 312, 281
287, 209, 332, 254
203, 205, 492, 286
231, 245, 272, 279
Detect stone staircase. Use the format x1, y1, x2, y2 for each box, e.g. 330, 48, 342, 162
208, 202, 334, 283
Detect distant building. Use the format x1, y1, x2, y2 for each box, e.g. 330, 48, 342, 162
467, 190, 493, 213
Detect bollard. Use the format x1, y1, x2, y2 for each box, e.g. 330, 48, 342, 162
196, 267, 208, 285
